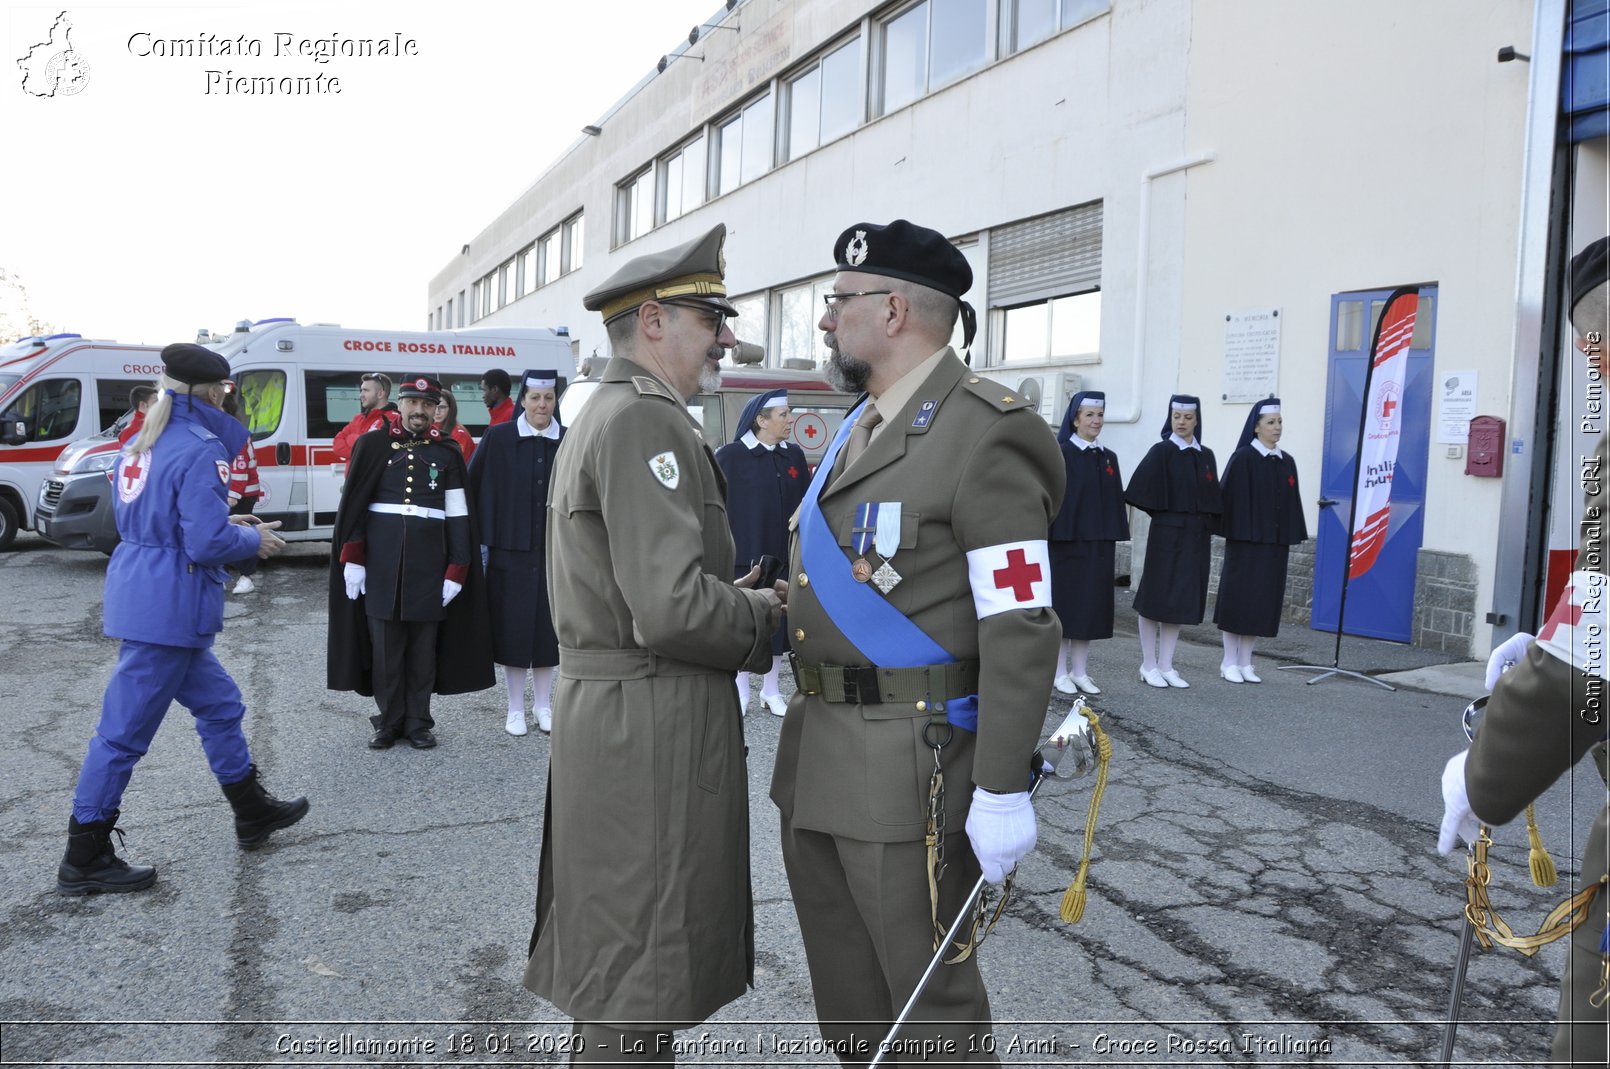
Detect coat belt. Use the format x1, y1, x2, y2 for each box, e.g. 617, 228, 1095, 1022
788, 653, 979, 705
368, 503, 446, 520
559, 646, 710, 680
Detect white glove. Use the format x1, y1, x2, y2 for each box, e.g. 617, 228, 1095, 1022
1438, 751, 1479, 855
966, 788, 1037, 884
1485, 631, 1534, 690
442, 579, 463, 606
343, 562, 366, 600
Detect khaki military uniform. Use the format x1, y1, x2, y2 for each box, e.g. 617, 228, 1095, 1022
772, 348, 1064, 1062
524, 355, 777, 1027
1468, 432, 1609, 1065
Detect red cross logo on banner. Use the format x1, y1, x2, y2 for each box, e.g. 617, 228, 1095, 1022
1382, 396, 1398, 419
993, 548, 1043, 602
1539, 588, 1585, 644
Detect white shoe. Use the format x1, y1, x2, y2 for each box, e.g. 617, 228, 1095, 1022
1071, 674, 1102, 695
232, 575, 254, 594
536, 707, 553, 733
1053, 674, 1079, 695
763, 694, 789, 718
1160, 669, 1191, 688
1240, 664, 1262, 684
1139, 667, 1168, 688
1219, 665, 1245, 684
504, 710, 527, 736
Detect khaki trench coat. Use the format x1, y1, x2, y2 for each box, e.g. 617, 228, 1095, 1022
524, 356, 776, 1025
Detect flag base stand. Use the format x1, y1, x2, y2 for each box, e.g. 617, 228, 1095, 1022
1276, 663, 1396, 690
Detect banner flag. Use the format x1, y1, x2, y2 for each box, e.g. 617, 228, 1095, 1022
1349, 287, 1420, 578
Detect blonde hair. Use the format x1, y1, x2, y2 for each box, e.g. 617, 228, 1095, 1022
127, 373, 227, 455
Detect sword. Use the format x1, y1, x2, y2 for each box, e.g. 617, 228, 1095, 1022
868, 702, 1097, 1068
1438, 694, 1487, 1068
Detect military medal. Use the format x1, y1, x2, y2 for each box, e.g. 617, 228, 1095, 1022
429, 463, 439, 490
871, 501, 902, 593
850, 502, 879, 582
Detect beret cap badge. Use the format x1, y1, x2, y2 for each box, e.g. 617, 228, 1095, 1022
845, 230, 870, 267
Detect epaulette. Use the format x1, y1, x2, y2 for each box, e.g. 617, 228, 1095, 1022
187, 424, 218, 441
960, 373, 1038, 414
632, 375, 680, 403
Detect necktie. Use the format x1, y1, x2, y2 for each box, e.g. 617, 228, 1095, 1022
836, 406, 884, 476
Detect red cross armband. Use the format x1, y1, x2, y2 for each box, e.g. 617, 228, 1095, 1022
1536, 570, 1610, 681
966, 539, 1052, 619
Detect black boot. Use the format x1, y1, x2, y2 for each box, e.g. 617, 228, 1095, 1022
57, 813, 157, 895
221, 765, 309, 851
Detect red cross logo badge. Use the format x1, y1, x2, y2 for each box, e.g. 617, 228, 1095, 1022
993, 548, 1043, 602
117, 450, 152, 503
787, 466, 799, 479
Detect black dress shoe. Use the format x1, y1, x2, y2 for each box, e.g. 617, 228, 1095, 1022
408, 730, 437, 750
368, 730, 396, 750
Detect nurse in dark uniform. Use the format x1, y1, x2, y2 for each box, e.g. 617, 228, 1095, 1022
1048, 390, 1129, 696
713, 389, 809, 716
1124, 393, 1221, 688
467, 369, 565, 735
1213, 397, 1307, 682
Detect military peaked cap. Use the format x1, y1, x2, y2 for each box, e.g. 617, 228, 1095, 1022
161, 342, 230, 385
397, 375, 443, 404
584, 223, 738, 323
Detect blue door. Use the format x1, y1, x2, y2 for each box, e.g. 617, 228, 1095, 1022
1311, 286, 1437, 641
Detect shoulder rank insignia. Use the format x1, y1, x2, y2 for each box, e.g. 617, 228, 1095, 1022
632, 375, 677, 402
962, 375, 1037, 414
649, 451, 681, 489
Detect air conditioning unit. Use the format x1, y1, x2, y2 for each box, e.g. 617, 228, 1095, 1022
996, 369, 1083, 424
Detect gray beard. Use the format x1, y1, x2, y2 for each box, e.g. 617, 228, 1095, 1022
698, 363, 723, 395
826, 350, 872, 394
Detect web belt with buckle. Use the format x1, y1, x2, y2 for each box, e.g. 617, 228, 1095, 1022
788, 653, 979, 706
368, 503, 446, 520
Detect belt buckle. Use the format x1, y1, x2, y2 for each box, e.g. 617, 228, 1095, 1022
843, 665, 881, 705
401, 504, 419, 517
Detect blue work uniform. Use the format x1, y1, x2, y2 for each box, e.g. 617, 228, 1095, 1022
72, 393, 262, 823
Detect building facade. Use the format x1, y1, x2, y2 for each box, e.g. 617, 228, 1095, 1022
429, 0, 1609, 657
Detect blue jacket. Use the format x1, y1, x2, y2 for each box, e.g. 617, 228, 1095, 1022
104, 394, 259, 647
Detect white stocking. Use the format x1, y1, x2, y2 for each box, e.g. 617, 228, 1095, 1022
1240, 635, 1257, 667
735, 671, 750, 711
759, 655, 784, 699
504, 665, 528, 714
1221, 632, 1240, 669
1137, 616, 1159, 672
531, 666, 555, 711
1158, 623, 1182, 673
1068, 640, 1090, 678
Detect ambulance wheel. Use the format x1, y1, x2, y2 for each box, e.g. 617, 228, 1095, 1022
0, 498, 17, 550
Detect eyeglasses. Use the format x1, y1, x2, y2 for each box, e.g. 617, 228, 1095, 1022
822, 290, 893, 322
661, 300, 731, 337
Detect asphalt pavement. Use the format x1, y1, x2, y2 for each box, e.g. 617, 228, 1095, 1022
1, 531, 1601, 1067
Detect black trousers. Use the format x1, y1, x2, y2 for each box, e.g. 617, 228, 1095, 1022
367, 617, 439, 738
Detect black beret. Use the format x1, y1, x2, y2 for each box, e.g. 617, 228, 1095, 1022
1570, 236, 1609, 319
161, 343, 230, 386
832, 219, 971, 299
396, 375, 443, 404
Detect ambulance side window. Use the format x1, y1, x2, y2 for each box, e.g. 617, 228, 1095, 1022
1, 378, 81, 441
441, 375, 487, 436
95, 378, 152, 433
305, 370, 407, 438
236, 370, 286, 441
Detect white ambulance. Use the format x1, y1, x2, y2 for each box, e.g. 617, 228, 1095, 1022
1, 318, 574, 550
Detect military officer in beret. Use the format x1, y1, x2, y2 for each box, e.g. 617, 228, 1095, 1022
773, 220, 1064, 1062
1440, 236, 1610, 1065
523, 223, 785, 1060
327, 375, 493, 750
58, 343, 306, 895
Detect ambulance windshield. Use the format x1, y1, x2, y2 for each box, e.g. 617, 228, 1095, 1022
0, 373, 21, 393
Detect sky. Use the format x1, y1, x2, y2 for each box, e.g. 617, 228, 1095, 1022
3, 0, 726, 344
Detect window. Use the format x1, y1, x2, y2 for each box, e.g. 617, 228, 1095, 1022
235, 369, 287, 440
520, 245, 538, 297
879, 0, 987, 116
716, 92, 775, 197
778, 277, 836, 367
446, 297, 454, 330
440, 374, 492, 436
2, 378, 81, 441
660, 136, 707, 223
542, 230, 562, 286
1005, 0, 1110, 54
566, 214, 584, 270
93, 378, 149, 433
457, 290, 466, 328
727, 293, 768, 359
1000, 291, 1101, 362
785, 38, 863, 161
616, 168, 654, 245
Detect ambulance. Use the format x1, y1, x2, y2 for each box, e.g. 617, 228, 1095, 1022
2, 318, 574, 551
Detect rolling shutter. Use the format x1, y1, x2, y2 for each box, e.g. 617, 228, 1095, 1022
988, 201, 1103, 308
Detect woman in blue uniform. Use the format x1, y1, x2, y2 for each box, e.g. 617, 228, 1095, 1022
1048, 390, 1130, 695
1213, 398, 1307, 682
58, 344, 307, 896
713, 389, 808, 716
468, 369, 564, 735
1124, 394, 1221, 688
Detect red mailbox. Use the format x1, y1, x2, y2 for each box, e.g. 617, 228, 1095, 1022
1466, 415, 1505, 477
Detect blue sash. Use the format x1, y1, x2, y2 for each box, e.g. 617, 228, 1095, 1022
797, 401, 977, 731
